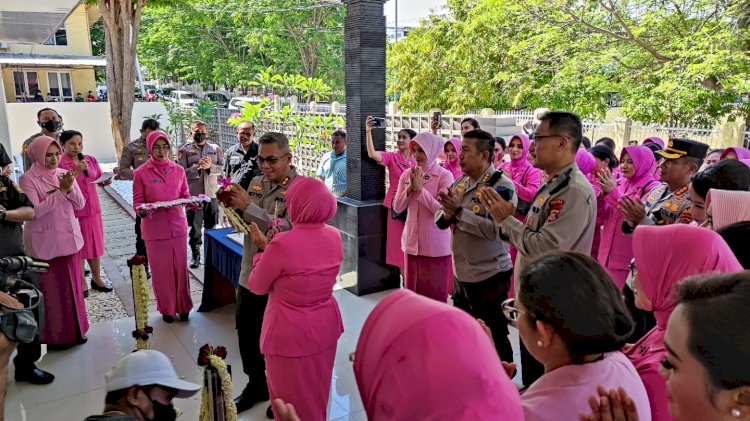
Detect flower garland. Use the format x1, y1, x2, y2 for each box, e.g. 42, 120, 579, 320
137, 194, 211, 215
128, 255, 152, 350
198, 344, 237, 421
216, 179, 250, 235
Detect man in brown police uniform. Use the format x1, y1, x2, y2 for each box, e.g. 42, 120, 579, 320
176, 120, 224, 268
436, 129, 517, 362
480, 111, 597, 386
225, 132, 298, 417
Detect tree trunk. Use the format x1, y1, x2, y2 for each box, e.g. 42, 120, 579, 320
98, 0, 147, 161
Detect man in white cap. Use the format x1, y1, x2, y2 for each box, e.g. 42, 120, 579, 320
84, 350, 201, 421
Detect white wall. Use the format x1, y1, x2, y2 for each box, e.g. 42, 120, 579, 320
4, 102, 170, 163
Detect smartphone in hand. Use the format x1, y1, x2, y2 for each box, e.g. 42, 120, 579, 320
371, 117, 386, 128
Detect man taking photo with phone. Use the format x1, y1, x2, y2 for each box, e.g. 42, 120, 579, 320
435, 129, 517, 361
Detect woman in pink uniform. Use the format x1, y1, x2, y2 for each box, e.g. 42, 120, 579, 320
132, 131, 193, 323
720, 146, 750, 161
248, 177, 343, 421
706, 189, 750, 230
596, 145, 660, 288
353, 289, 524, 421
393, 133, 454, 302
500, 134, 542, 222
626, 225, 743, 421
58, 130, 113, 294
365, 117, 416, 276
576, 147, 603, 256
442, 138, 463, 179
20, 136, 89, 348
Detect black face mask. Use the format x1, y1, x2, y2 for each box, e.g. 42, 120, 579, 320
147, 398, 177, 421
41, 120, 60, 133
193, 133, 207, 143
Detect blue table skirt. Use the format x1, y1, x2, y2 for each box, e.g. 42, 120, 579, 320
205, 228, 243, 288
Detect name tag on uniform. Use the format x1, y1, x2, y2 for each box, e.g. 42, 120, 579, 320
249, 192, 263, 198
150, 179, 162, 183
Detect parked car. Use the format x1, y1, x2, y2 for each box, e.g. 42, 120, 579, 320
200, 91, 230, 108
145, 89, 159, 102
169, 90, 196, 106
228, 96, 263, 110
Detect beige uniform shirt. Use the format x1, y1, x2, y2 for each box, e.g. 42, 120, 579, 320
622, 183, 692, 234
176, 141, 224, 196
116, 138, 150, 180
500, 162, 597, 293
238, 168, 298, 290
441, 164, 517, 283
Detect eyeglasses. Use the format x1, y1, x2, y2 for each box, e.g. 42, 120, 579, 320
531, 134, 560, 142
151, 145, 170, 150
257, 153, 290, 165
502, 298, 522, 325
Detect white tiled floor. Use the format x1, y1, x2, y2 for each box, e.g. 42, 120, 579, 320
4, 288, 522, 421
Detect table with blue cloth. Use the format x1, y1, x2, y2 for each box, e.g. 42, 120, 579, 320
198, 228, 242, 311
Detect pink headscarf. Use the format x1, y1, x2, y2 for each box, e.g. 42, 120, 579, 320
720, 146, 750, 161
27, 136, 62, 182
619, 145, 657, 195
409, 133, 444, 170
741, 159, 750, 168
508, 134, 532, 168
575, 148, 596, 175
443, 138, 463, 179
286, 176, 336, 225
642, 136, 665, 150
706, 189, 750, 230
633, 225, 743, 328
146, 130, 172, 172
354, 290, 524, 421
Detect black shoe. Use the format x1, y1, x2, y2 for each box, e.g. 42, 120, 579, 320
76, 337, 88, 345
46, 344, 74, 351
91, 282, 113, 293
15, 368, 55, 385
190, 253, 201, 269
83, 289, 89, 298
145, 265, 152, 279
233, 391, 270, 414
84, 268, 91, 276
266, 404, 273, 419
179, 312, 189, 321
162, 315, 174, 323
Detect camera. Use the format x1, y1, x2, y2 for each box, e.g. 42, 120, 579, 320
0, 256, 46, 343
371, 117, 386, 128
432, 112, 442, 129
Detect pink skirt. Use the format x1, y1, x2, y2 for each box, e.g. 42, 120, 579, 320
77, 213, 105, 260
404, 254, 452, 302
145, 237, 192, 316
385, 213, 406, 269
38, 254, 89, 344
265, 344, 337, 421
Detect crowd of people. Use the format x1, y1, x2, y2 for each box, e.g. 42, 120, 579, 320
1, 104, 749, 421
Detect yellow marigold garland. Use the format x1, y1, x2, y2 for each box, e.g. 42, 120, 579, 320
198, 345, 237, 421
128, 256, 152, 350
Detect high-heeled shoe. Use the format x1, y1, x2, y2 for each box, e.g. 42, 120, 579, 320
162, 315, 174, 323
179, 313, 189, 321
91, 282, 113, 293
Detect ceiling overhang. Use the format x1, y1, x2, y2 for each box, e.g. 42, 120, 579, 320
0, 0, 82, 45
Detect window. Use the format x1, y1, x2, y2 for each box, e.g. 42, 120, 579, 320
47, 71, 73, 101
44, 25, 68, 46
12, 71, 39, 100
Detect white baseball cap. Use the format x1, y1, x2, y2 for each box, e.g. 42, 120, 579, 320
105, 350, 201, 398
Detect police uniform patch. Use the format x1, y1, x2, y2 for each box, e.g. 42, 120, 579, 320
671, 204, 679, 212
472, 204, 482, 214
648, 194, 656, 202
546, 199, 565, 222
0, 185, 7, 193
280, 176, 290, 187
482, 173, 491, 183
547, 209, 561, 222
457, 182, 465, 189
280, 191, 287, 196
178, 150, 185, 157
189, 150, 198, 155
251, 184, 263, 191
536, 197, 544, 205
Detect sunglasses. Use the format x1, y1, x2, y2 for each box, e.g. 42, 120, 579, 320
257, 153, 290, 165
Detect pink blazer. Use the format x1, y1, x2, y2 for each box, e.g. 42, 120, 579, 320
132, 160, 190, 241
393, 164, 454, 257
248, 177, 344, 357
20, 165, 85, 260
59, 154, 103, 218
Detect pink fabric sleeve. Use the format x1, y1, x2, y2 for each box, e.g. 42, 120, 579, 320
380, 151, 394, 167
19, 177, 61, 219
89, 156, 103, 180
641, 370, 672, 421
604, 187, 623, 208
248, 240, 286, 295
132, 170, 145, 212
415, 171, 453, 213
392, 169, 411, 213
515, 167, 542, 202
66, 178, 86, 211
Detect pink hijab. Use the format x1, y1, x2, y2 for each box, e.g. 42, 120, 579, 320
145, 130, 173, 172
633, 225, 743, 328
741, 159, 750, 167
720, 146, 750, 161
508, 134, 532, 168
706, 189, 750, 230
443, 138, 463, 179
575, 148, 596, 175
409, 133, 444, 170
642, 136, 665, 150
354, 290, 524, 421
27, 135, 62, 183
286, 177, 336, 225
619, 145, 657, 196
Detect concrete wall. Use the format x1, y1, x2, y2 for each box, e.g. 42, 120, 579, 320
5, 102, 169, 163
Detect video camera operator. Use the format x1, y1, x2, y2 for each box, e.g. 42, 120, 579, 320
0, 145, 54, 387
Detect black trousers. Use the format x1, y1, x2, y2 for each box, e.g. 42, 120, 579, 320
187, 199, 218, 250
134, 215, 147, 258
452, 269, 514, 362
13, 271, 42, 373
236, 286, 269, 398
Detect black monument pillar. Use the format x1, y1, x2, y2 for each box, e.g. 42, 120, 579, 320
331, 0, 398, 295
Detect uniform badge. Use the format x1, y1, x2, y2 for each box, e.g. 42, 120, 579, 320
664, 201, 672, 208
137, 157, 145, 161
457, 182, 465, 189
475, 191, 482, 197
536, 197, 544, 205
189, 149, 198, 155
648, 194, 655, 202
280, 176, 290, 187
280, 191, 287, 197
472, 204, 482, 214
671, 204, 679, 212
482, 173, 491, 183
546, 209, 561, 222
0, 185, 7, 193
546, 199, 565, 223
251, 184, 263, 191
178, 150, 185, 157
